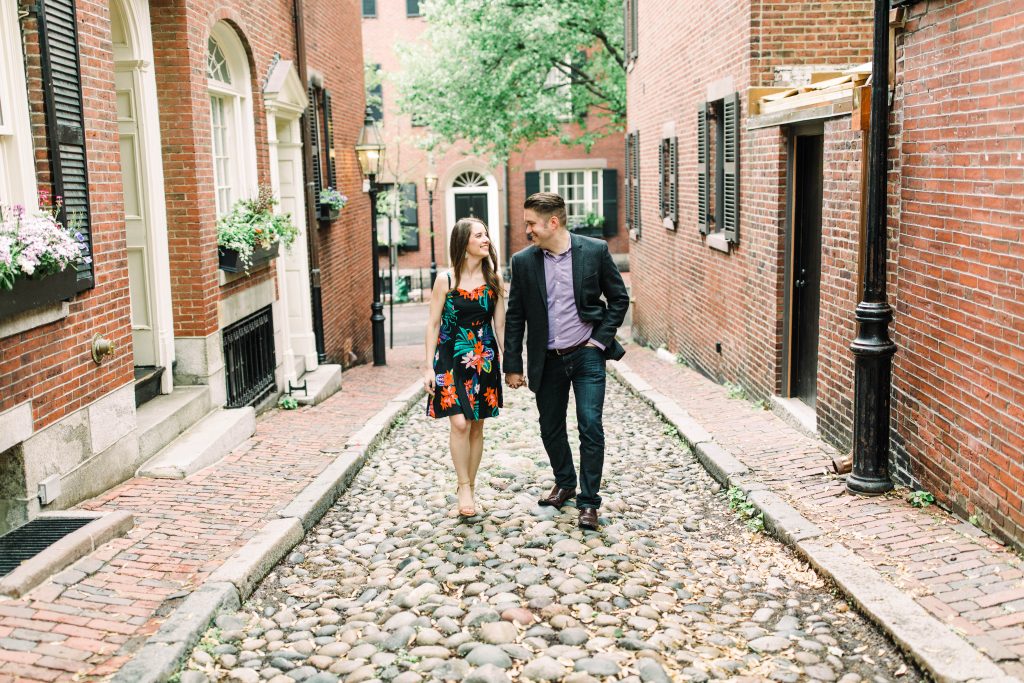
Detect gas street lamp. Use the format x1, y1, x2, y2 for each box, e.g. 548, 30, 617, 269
425, 172, 438, 288
356, 106, 387, 367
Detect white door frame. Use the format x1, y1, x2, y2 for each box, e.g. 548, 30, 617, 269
442, 162, 502, 267
264, 61, 315, 382
111, 0, 174, 393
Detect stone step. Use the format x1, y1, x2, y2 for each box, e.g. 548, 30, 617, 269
293, 364, 343, 406
135, 385, 211, 463
137, 407, 255, 479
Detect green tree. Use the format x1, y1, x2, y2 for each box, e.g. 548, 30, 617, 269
397, 0, 625, 160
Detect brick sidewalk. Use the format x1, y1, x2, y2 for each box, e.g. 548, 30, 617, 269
619, 341, 1024, 677
0, 348, 424, 682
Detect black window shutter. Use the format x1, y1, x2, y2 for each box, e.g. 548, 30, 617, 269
525, 171, 540, 198
602, 169, 618, 237
400, 183, 419, 249
631, 131, 640, 237
406, 0, 420, 16
697, 103, 709, 235
38, 0, 93, 291
368, 66, 383, 121
658, 138, 665, 220
362, 0, 376, 17
321, 89, 337, 190
629, 0, 638, 61
669, 136, 678, 227
624, 134, 631, 231
570, 51, 587, 120
723, 92, 739, 243
307, 85, 323, 213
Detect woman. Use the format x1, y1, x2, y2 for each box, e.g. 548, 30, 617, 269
424, 217, 505, 517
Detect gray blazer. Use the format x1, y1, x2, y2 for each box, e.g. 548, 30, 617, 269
504, 233, 629, 392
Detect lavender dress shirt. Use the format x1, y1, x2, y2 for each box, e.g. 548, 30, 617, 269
543, 245, 605, 351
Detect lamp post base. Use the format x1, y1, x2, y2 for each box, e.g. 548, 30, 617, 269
371, 301, 386, 366
847, 300, 896, 496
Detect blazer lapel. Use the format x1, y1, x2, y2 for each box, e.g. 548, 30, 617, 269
570, 233, 583, 312
532, 246, 548, 306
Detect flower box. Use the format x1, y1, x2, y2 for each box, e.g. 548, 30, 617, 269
218, 241, 280, 273
318, 203, 340, 223
0, 267, 78, 319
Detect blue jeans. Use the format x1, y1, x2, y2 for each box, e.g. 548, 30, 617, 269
535, 345, 606, 509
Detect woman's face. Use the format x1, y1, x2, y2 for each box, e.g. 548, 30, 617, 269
466, 224, 490, 259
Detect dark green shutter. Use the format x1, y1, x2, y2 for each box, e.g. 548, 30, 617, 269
629, 0, 638, 61
668, 136, 678, 227
38, 0, 93, 290
570, 51, 587, 120
602, 169, 617, 236
723, 92, 739, 243
321, 89, 336, 191
631, 131, 640, 237
525, 171, 540, 198
406, 0, 420, 16
624, 135, 631, 231
400, 183, 419, 249
307, 85, 322, 213
697, 103, 708, 235
362, 0, 376, 17
369, 66, 383, 121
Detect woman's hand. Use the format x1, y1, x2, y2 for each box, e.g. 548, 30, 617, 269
423, 369, 436, 397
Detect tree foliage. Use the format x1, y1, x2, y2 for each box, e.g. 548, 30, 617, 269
397, 0, 625, 161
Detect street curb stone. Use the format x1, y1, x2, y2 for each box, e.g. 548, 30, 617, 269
120, 380, 426, 682
609, 358, 1012, 683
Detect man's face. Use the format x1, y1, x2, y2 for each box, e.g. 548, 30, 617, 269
524, 209, 560, 251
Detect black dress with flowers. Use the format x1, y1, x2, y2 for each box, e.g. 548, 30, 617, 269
427, 278, 503, 420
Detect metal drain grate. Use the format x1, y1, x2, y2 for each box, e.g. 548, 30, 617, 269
0, 517, 96, 577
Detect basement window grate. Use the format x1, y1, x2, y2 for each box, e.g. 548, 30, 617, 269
0, 517, 96, 577
223, 305, 277, 409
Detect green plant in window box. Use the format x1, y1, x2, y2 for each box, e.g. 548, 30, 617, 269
568, 212, 604, 237
217, 185, 298, 273
318, 187, 348, 221
0, 192, 89, 291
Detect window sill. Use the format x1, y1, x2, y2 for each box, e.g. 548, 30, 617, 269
707, 231, 730, 253
0, 301, 70, 339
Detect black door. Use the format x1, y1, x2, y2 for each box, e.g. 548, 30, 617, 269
454, 193, 489, 224
790, 135, 823, 406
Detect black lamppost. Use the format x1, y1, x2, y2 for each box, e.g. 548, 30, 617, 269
848, 0, 896, 495
356, 106, 387, 367
425, 173, 438, 288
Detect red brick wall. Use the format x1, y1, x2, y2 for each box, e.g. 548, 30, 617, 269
0, 0, 134, 431
307, 0, 373, 365
890, 0, 1024, 546
751, 1, 874, 86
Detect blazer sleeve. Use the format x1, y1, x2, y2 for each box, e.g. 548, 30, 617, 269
591, 243, 630, 349
503, 253, 526, 374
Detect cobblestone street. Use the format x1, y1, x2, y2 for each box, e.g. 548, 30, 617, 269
179, 378, 923, 683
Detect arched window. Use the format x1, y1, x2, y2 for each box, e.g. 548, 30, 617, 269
206, 23, 256, 216
0, 0, 36, 206
453, 171, 487, 188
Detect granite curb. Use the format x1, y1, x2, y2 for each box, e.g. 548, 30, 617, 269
116, 380, 426, 683
608, 359, 1015, 683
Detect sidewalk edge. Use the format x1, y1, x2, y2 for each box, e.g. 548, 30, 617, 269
120, 380, 424, 683
608, 359, 1011, 683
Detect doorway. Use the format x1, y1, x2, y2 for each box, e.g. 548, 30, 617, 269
446, 169, 501, 266
454, 193, 489, 224
783, 130, 824, 406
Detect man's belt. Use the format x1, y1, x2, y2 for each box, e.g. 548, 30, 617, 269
547, 340, 590, 357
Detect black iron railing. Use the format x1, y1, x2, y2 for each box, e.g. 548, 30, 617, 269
223, 306, 276, 408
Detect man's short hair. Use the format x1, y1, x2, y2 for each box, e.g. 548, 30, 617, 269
524, 192, 567, 227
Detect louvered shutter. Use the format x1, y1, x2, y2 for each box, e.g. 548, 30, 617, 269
525, 171, 540, 198
601, 169, 617, 236
321, 89, 337, 192
38, 0, 93, 291
400, 183, 419, 249
697, 103, 709, 235
668, 136, 678, 227
624, 134, 632, 231
658, 139, 665, 220
630, 0, 638, 61
723, 92, 739, 243
631, 131, 640, 237
306, 85, 322, 214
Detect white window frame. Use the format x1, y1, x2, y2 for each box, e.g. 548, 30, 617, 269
540, 169, 603, 226
206, 22, 257, 217
0, 1, 38, 207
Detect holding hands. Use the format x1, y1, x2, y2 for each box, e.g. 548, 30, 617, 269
505, 372, 525, 389
424, 369, 436, 397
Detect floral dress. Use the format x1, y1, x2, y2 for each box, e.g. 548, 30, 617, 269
427, 278, 503, 420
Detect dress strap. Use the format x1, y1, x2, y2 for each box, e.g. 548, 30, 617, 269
446, 272, 451, 289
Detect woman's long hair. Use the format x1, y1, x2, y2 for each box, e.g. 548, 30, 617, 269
449, 217, 501, 297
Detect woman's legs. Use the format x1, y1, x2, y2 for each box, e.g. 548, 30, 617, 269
468, 419, 485, 489
449, 414, 474, 514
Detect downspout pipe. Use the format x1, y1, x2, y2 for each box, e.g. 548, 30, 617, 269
848, 0, 897, 495
292, 0, 327, 363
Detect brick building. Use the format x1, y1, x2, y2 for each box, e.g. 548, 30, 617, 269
627, 0, 1024, 548
0, 0, 369, 532
361, 0, 627, 294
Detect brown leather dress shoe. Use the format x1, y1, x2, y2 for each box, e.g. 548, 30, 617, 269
578, 507, 599, 530
538, 485, 576, 508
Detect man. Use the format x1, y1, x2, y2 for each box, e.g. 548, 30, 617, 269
504, 192, 630, 531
